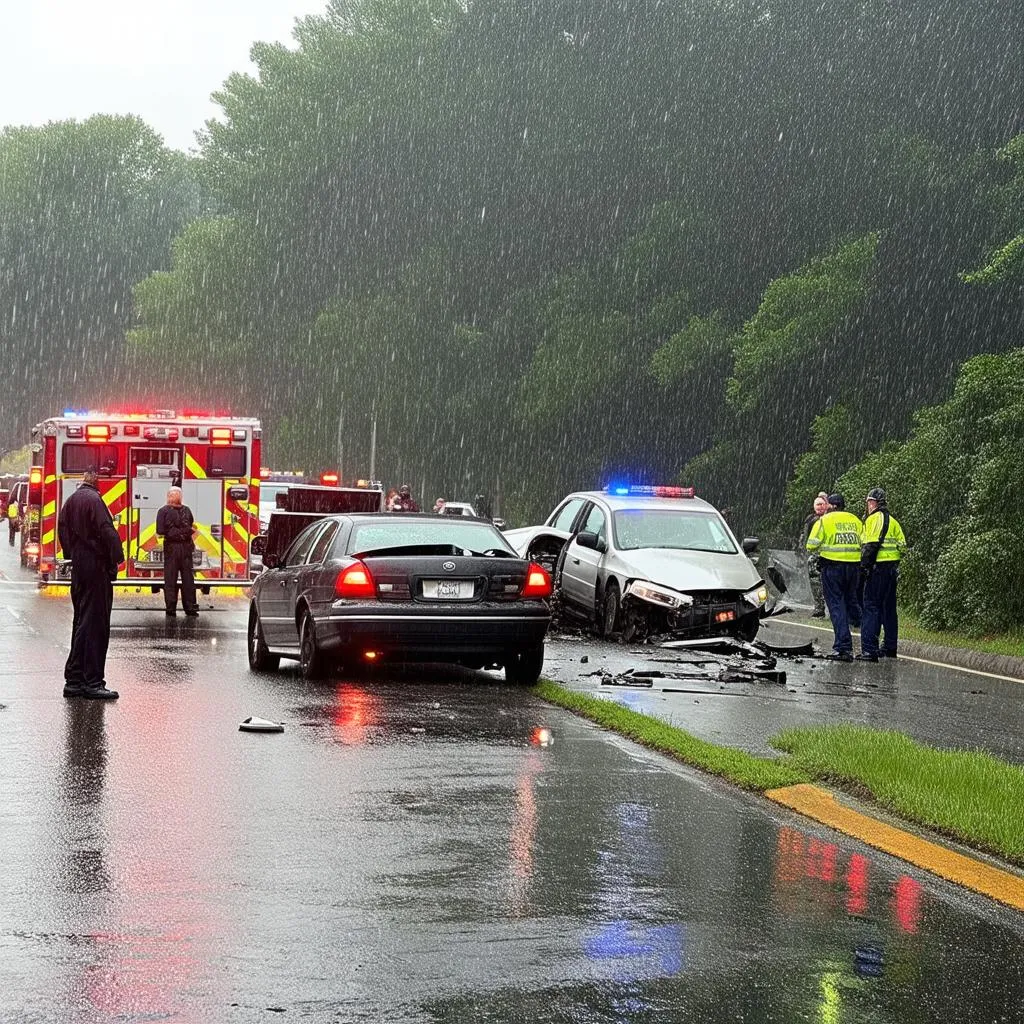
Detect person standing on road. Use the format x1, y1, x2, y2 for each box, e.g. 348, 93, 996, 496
7, 497, 18, 546
800, 492, 830, 617
389, 484, 420, 512
857, 487, 907, 661
58, 466, 124, 699
157, 486, 199, 617
806, 492, 863, 662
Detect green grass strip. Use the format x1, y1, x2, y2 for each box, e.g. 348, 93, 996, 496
534, 680, 807, 791
772, 724, 1024, 865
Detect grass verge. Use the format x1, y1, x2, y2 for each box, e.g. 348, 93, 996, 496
772, 724, 1024, 866
533, 680, 807, 791
785, 607, 1024, 661
535, 680, 1024, 866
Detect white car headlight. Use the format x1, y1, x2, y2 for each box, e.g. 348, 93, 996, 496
743, 584, 770, 607
625, 580, 694, 609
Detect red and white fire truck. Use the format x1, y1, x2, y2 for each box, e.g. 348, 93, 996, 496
29, 410, 262, 589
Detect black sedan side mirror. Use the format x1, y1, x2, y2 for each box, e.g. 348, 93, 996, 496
576, 531, 607, 553
742, 537, 760, 555
263, 553, 280, 570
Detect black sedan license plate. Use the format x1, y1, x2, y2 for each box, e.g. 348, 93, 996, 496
423, 579, 474, 599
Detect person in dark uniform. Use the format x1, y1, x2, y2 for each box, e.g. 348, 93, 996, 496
59, 466, 124, 699
156, 486, 199, 617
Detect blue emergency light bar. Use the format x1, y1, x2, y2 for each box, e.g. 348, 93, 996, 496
605, 484, 696, 498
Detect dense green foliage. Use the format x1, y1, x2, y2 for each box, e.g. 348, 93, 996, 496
0, 115, 207, 436
837, 349, 1024, 634
2, 1, 1022, 624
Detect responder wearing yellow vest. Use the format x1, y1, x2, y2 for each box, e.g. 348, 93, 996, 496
857, 487, 907, 661
806, 493, 862, 661
7, 497, 18, 546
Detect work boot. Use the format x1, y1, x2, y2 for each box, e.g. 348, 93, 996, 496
165, 610, 176, 617
184, 609, 199, 617
825, 652, 853, 662
82, 685, 119, 700
880, 650, 898, 659
62, 683, 85, 698
855, 653, 878, 662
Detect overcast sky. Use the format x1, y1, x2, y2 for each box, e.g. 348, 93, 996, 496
0, 0, 327, 152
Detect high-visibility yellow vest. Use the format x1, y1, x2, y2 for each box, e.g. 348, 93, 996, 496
864, 509, 906, 562
806, 510, 862, 562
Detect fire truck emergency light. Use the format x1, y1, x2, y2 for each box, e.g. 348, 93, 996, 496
210, 428, 232, 446
86, 425, 110, 443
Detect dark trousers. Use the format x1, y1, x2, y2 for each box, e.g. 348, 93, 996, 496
820, 561, 860, 654
164, 543, 197, 611
65, 553, 114, 688
861, 563, 899, 656
8, 518, 15, 544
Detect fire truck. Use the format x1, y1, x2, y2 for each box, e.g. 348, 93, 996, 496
29, 410, 261, 589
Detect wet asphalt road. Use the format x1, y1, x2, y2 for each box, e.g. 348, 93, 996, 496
541, 618, 1024, 764
2, 543, 1023, 1022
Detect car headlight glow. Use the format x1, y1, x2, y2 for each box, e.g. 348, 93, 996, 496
743, 584, 770, 607
625, 580, 694, 609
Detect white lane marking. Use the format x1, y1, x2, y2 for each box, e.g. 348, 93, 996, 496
777, 620, 1024, 685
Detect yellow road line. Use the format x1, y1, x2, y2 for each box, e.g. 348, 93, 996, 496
779, 620, 1024, 685
766, 783, 1024, 912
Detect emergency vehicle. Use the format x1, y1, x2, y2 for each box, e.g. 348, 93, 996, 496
30, 410, 262, 589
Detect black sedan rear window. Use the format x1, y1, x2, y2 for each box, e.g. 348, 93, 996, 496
349, 520, 512, 556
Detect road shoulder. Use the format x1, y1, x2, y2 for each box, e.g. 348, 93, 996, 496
765, 616, 1024, 683
766, 782, 1024, 912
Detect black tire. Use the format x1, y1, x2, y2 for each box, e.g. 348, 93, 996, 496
732, 611, 760, 642
299, 610, 327, 680
599, 580, 620, 638
505, 644, 545, 685
247, 603, 279, 672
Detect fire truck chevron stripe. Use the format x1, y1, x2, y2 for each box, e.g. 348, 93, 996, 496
185, 453, 206, 479
222, 538, 244, 564
43, 500, 56, 516
101, 480, 128, 506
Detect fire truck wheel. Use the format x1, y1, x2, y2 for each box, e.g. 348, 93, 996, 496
299, 610, 327, 680
247, 604, 279, 672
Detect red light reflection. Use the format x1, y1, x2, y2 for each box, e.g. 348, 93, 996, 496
846, 854, 870, 916
893, 875, 922, 933
332, 683, 379, 744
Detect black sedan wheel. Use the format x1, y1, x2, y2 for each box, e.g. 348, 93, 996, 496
247, 603, 279, 672
299, 610, 327, 680
505, 644, 545, 686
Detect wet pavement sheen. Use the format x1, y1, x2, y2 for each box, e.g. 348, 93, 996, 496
1, 545, 1023, 1022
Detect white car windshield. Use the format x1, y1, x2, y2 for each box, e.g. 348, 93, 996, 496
612, 509, 737, 554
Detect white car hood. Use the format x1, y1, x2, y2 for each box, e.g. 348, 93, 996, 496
616, 547, 761, 593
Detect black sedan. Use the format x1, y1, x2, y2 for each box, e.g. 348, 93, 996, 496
247, 513, 553, 683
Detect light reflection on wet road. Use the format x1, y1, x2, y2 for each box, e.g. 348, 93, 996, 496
1, 548, 1023, 1022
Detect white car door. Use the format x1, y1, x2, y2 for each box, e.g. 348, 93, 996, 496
561, 502, 607, 614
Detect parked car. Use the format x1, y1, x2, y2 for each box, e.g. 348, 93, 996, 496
247, 513, 552, 682
504, 485, 768, 641
435, 500, 507, 530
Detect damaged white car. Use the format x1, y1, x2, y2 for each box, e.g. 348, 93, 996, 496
504, 486, 769, 641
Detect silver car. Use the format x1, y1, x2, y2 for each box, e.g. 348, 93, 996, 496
504, 487, 769, 641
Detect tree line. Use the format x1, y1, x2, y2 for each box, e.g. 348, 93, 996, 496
1, 0, 1021, 630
